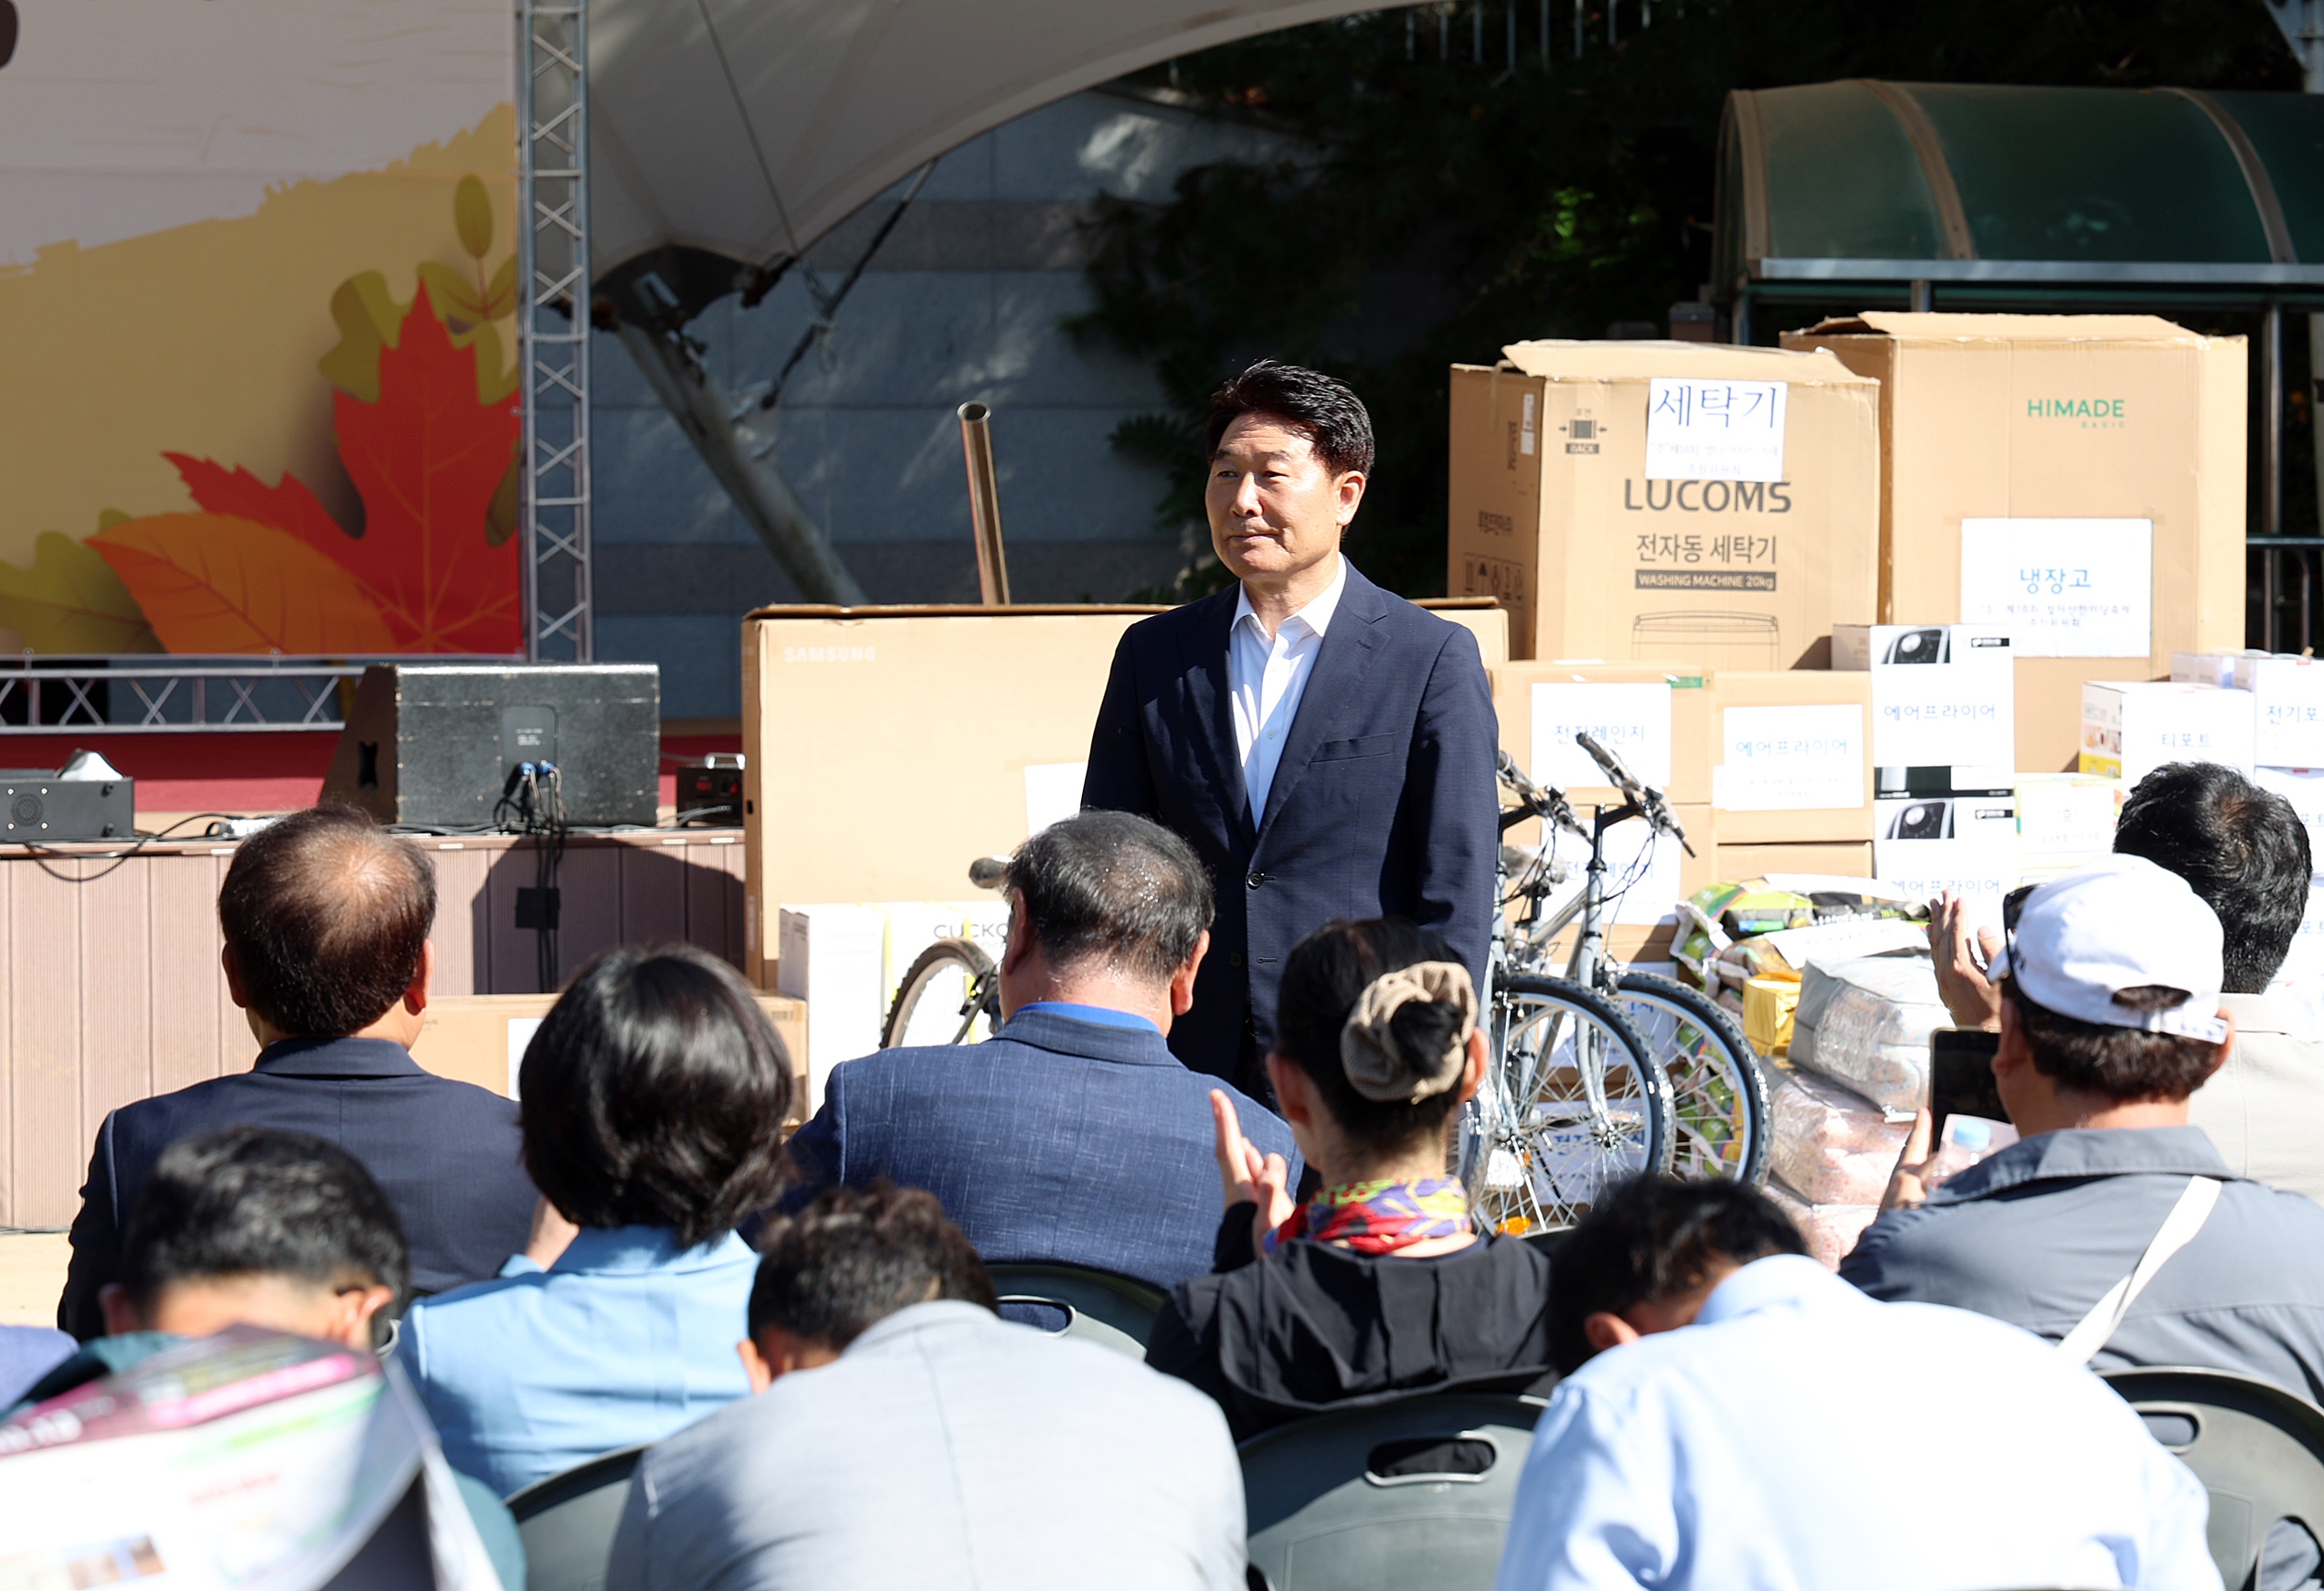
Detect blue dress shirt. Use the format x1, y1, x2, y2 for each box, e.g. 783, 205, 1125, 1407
1011, 1001, 1160, 1033
403, 1225, 759, 1498
1493, 1255, 2219, 1591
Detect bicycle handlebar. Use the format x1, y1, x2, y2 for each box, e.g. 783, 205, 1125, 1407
1573, 732, 1694, 856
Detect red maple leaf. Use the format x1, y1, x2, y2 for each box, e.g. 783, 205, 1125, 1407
328, 283, 524, 652
165, 452, 350, 548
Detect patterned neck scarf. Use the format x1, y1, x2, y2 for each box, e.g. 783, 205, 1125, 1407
1265, 1177, 1473, 1255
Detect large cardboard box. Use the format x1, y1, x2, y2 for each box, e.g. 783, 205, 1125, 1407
742, 606, 1162, 984
413, 993, 808, 1124
1782, 314, 2246, 770
2079, 680, 2255, 785
1491, 662, 1714, 808
1448, 341, 1880, 664
2173, 652, 2324, 769
1418, 598, 1512, 667
1708, 671, 1875, 843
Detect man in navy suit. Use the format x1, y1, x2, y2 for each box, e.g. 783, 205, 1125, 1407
780, 811, 1299, 1291
1083, 360, 1498, 1091
58, 806, 537, 1340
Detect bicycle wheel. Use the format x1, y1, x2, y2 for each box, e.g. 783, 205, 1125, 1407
881, 938, 999, 1048
1615, 972, 1773, 1186
1459, 974, 1672, 1236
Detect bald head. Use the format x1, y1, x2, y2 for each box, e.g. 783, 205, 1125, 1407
218, 806, 437, 1038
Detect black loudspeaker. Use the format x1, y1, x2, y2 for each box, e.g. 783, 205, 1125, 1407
320, 663, 660, 829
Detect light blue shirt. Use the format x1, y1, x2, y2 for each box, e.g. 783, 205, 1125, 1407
1227, 555, 1345, 822
403, 1225, 759, 1497
1493, 1255, 2219, 1591
1013, 1001, 1160, 1034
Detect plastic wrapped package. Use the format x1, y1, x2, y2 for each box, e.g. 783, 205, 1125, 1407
1766, 1178, 1882, 1271
1768, 1065, 1910, 1205
1788, 953, 1950, 1114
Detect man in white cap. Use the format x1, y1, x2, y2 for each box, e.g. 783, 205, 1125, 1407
1846, 852, 2324, 1400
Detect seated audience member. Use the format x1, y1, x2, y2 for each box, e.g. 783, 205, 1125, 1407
60, 805, 536, 1339
19, 1127, 523, 1589
609, 1183, 1245, 1591
1146, 918, 1556, 1442
1933, 760, 2324, 1199
1850, 853, 2324, 1395
1493, 1176, 2215, 1591
404, 944, 794, 1497
781, 811, 1299, 1291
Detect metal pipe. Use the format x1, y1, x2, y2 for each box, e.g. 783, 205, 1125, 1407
1910, 279, 1933, 313
2266, 303, 2285, 543
958, 402, 1013, 605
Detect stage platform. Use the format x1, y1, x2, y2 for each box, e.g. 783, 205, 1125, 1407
0, 827, 748, 1229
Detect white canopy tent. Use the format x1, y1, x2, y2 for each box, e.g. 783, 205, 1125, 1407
588, 0, 1379, 279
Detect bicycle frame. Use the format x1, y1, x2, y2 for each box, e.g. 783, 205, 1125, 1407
1504, 797, 1650, 999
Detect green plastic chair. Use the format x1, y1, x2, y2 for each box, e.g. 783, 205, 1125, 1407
2102, 1366, 2324, 1591
504, 1444, 647, 1591
1239, 1395, 1545, 1591
985, 1262, 1168, 1358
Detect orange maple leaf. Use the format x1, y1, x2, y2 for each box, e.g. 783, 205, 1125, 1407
89, 514, 398, 654
329, 283, 524, 652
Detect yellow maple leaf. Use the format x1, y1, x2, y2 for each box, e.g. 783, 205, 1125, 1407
0, 530, 163, 653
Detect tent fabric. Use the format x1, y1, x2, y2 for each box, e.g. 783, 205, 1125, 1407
589, 0, 1379, 281
1714, 80, 2324, 291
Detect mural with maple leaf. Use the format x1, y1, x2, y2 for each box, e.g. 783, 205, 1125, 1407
0, 175, 525, 657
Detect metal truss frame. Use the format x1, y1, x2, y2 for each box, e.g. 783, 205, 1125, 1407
0, 658, 476, 735
518, 0, 594, 661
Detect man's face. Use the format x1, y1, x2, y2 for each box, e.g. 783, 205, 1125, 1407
1205, 413, 1364, 585
102, 1273, 393, 1352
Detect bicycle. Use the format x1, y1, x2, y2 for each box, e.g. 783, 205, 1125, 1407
880, 856, 1008, 1047
1492, 737, 1772, 1190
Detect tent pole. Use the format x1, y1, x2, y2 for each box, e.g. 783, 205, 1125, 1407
2266, 303, 2284, 546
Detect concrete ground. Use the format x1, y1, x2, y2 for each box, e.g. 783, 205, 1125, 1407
0, 1233, 68, 1328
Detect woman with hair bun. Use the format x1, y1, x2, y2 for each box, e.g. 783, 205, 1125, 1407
1145, 918, 1558, 1441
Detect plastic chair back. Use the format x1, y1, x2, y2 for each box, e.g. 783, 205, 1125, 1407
504, 1444, 648, 1591
985, 1262, 1168, 1357
2103, 1366, 2324, 1591
1240, 1394, 1544, 1591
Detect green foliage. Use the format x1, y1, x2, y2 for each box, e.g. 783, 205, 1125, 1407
1076, 0, 2298, 599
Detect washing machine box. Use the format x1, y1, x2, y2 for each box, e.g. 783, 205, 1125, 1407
1447, 341, 1879, 664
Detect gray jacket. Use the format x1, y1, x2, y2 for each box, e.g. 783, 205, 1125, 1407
1841, 1125, 2324, 1401
2191, 992, 2324, 1204
607, 1300, 1247, 1591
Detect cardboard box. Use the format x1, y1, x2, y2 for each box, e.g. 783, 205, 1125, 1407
2079, 681, 2255, 785
2014, 772, 2124, 876
1833, 624, 2013, 785
1873, 785, 2018, 917
2253, 767, 2324, 867
1491, 661, 1714, 807
2173, 652, 2324, 769
1448, 341, 1880, 663
741, 606, 1162, 983
1417, 598, 1512, 668
413, 993, 808, 1124
1711, 840, 1875, 883
778, 904, 889, 1108
1708, 671, 1875, 843
1782, 314, 2246, 769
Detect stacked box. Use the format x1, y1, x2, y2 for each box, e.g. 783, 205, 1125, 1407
1709, 670, 1874, 844
2078, 681, 2255, 785
2014, 772, 2124, 884
777, 905, 889, 1111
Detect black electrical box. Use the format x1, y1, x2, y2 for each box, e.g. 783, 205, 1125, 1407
0, 770, 133, 841
674, 755, 744, 824
319, 663, 660, 829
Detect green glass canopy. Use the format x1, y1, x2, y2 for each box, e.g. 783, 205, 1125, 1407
1714, 81, 2324, 305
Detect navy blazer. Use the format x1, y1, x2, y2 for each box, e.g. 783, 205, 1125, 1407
58, 1036, 537, 1340
780, 1008, 1302, 1291
1082, 563, 1500, 1075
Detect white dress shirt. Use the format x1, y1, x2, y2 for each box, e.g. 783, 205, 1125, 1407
1228, 557, 1346, 822
1493, 1255, 2218, 1591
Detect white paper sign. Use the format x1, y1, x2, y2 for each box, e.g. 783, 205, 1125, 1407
1644, 377, 1787, 483
1023, 762, 1088, 836
506, 1017, 542, 1100
1714, 704, 1863, 811
1531, 682, 1673, 791
1533, 818, 1682, 928
1958, 518, 2152, 658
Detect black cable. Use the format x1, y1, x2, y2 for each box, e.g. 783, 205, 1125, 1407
15, 812, 261, 884
757, 160, 937, 411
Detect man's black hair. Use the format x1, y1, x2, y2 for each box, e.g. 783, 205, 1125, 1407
218, 804, 437, 1037
1205, 360, 1375, 478
519, 944, 795, 1249
1275, 917, 1471, 1157
121, 1127, 410, 1317
2000, 976, 2224, 1104
2115, 762, 2311, 992
1547, 1175, 1806, 1374
748, 1182, 996, 1351
1008, 810, 1214, 981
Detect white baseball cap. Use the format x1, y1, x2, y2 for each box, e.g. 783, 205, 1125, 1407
1990, 853, 2229, 1044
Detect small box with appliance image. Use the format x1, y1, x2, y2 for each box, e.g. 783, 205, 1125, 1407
1873, 781, 2018, 917
2172, 652, 2324, 769
2079, 680, 2255, 785
1833, 623, 2013, 784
